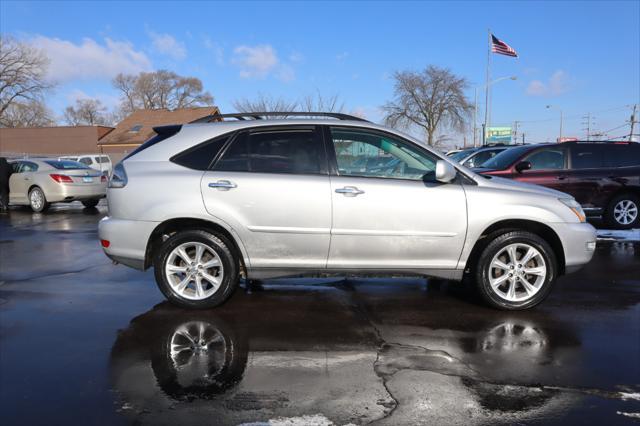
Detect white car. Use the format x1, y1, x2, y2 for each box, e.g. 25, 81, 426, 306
59, 154, 112, 176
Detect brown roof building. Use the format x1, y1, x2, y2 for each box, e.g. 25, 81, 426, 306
98, 107, 220, 158
0, 125, 114, 158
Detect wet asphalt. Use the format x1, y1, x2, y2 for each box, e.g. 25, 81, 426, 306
0, 203, 639, 426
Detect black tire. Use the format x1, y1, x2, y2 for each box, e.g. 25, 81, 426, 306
28, 186, 50, 213
81, 198, 100, 208
153, 230, 239, 309
475, 231, 557, 310
604, 193, 640, 229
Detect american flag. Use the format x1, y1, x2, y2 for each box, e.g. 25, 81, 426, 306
491, 34, 518, 57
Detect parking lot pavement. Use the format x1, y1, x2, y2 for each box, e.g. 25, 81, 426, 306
1, 204, 639, 425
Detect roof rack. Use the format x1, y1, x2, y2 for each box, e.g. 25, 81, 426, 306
190, 111, 369, 124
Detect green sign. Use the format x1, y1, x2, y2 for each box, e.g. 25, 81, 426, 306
486, 127, 512, 144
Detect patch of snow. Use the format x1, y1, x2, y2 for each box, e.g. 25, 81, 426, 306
240, 414, 356, 426
617, 411, 640, 419
596, 229, 640, 242
619, 392, 640, 401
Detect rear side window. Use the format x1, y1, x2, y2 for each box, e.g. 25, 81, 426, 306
571, 145, 605, 169
79, 157, 93, 165
171, 135, 229, 170
604, 144, 640, 167
215, 128, 325, 174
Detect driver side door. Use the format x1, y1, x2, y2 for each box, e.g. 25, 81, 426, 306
326, 126, 467, 270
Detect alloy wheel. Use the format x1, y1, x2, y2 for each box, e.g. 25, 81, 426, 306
30, 189, 44, 210
613, 199, 638, 225
488, 243, 547, 302
165, 242, 224, 300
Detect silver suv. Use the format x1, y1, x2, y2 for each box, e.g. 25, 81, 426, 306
98, 112, 596, 310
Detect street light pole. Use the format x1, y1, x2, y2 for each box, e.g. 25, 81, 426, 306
474, 76, 517, 147
547, 105, 563, 142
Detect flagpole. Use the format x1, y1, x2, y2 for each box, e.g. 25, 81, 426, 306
483, 29, 492, 146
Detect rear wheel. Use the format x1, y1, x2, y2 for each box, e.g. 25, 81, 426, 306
29, 187, 50, 213
476, 231, 557, 310
153, 230, 239, 309
81, 198, 100, 208
605, 194, 639, 229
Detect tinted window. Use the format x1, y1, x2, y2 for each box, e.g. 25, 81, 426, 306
482, 145, 532, 169
249, 129, 323, 174
604, 144, 640, 167
215, 129, 324, 174
463, 149, 505, 168
44, 160, 90, 170
525, 148, 566, 170
330, 127, 437, 181
172, 136, 229, 170
79, 157, 93, 165
123, 125, 182, 161
450, 149, 477, 162
570, 145, 605, 169
95, 156, 110, 164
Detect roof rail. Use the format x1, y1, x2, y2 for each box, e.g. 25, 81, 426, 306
190, 111, 369, 124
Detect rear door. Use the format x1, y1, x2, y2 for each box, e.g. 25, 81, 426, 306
567, 144, 609, 208
201, 126, 332, 269
325, 126, 467, 270
514, 146, 569, 192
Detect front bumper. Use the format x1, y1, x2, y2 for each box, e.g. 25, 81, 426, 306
98, 216, 159, 271
549, 222, 597, 274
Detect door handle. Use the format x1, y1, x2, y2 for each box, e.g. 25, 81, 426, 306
335, 186, 364, 197
208, 180, 237, 190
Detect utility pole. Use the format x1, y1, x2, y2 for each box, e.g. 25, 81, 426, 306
630, 104, 638, 142
473, 88, 478, 147
513, 121, 520, 145
522, 133, 525, 144
582, 113, 594, 141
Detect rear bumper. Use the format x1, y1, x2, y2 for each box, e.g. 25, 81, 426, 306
98, 216, 159, 271
47, 184, 107, 202
549, 222, 597, 274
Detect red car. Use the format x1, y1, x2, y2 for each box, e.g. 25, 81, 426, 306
475, 142, 640, 229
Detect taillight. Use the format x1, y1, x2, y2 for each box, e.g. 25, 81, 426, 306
101, 175, 107, 183
109, 163, 128, 188
50, 174, 73, 183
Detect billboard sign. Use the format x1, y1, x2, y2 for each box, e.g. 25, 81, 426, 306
486, 127, 512, 144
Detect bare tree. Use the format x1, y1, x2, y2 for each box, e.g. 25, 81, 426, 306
112, 70, 214, 116
64, 98, 109, 126
382, 66, 472, 147
0, 35, 53, 127
232, 92, 344, 118
1, 99, 54, 127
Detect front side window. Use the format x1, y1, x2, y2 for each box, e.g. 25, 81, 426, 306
525, 148, 566, 170
330, 127, 437, 181
215, 128, 324, 174
79, 157, 93, 165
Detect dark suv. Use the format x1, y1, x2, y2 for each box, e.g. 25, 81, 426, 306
475, 142, 640, 229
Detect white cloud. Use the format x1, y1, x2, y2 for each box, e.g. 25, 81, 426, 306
203, 36, 224, 65
29, 36, 152, 82
148, 30, 186, 60
526, 70, 569, 97
232, 44, 279, 79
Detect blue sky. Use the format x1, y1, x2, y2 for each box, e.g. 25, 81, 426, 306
2, 0, 639, 144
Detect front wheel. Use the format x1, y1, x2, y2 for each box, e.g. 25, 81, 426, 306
153, 230, 239, 309
476, 231, 557, 310
29, 187, 50, 213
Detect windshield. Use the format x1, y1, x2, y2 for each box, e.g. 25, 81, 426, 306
449, 149, 476, 162
45, 160, 91, 170
481, 145, 532, 169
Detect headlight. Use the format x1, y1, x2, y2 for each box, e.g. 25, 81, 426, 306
559, 198, 585, 222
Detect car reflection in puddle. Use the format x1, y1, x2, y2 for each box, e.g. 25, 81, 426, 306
110, 294, 588, 425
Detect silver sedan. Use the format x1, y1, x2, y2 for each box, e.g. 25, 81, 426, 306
9, 159, 107, 212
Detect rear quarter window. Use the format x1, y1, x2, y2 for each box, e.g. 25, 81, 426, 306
604, 144, 640, 167
171, 135, 230, 170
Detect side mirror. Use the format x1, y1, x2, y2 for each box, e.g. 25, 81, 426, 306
435, 160, 457, 183
515, 161, 532, 173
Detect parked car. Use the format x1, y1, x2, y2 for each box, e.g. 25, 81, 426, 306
59, 154, 113, 176
475, 142, 640, 229
9, 159, 107, 212
99, 112, 596, 311
449, 146, 511, 168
